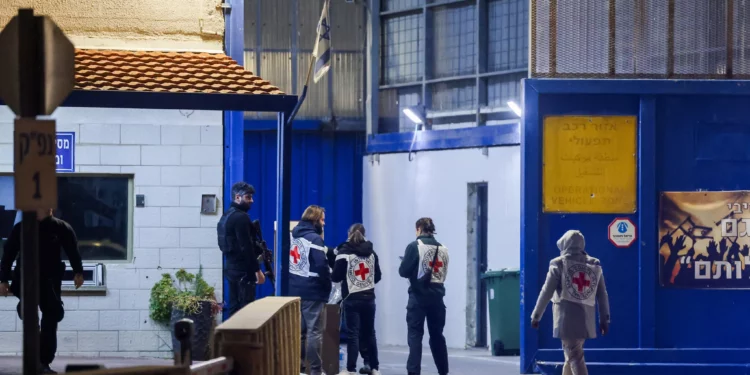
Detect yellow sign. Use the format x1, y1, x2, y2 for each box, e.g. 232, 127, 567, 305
543, 115, 637, 213
14, 119, 58, 211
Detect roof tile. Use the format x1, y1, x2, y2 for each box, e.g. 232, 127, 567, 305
74, 49, 284, 95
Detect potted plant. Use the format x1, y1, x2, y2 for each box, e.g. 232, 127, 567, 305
149, 267, 222, 361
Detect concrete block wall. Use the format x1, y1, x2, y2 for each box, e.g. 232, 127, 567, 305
0, 106, 224, 358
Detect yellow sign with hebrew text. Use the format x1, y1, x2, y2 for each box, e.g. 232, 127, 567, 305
543, 115, 637, 213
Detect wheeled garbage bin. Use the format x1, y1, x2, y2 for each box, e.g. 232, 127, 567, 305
482, 269, 521, 356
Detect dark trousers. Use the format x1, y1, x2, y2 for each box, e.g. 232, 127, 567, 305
343, 298, 379, 372
406, 296, 449, 375
12, 275, 65, 366
360, 334, 370, 366
225, 270, 257, 319
300, 300, 325, 374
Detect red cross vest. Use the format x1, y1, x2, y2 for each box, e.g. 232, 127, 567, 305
416, 239, 449, 284
557, 259, 602, 307
336, 253, 376, 294
289, 232, 326, 278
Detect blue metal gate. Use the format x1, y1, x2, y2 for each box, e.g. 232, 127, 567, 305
521, 80, 750, 374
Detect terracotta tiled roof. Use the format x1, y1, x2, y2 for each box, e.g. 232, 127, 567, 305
74, 49, 284, 95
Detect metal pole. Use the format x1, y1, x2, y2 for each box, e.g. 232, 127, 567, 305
17, 8, 42, 375
275, 110, 292, 297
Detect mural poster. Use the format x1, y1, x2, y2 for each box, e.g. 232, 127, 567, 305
660, 191, 750, 289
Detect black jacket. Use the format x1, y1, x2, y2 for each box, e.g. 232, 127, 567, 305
399, 235, 446, 301
217, 203, 260, 280
331, 240, 381, 300
0, 216, 84, 283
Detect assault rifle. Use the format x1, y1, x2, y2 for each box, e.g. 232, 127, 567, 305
252, 219, 276, 289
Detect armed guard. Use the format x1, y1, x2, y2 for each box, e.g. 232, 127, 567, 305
399, 217, 450, 375
217, 182, 266, 319
0, 209, 84, 374
531, 230, 611, 375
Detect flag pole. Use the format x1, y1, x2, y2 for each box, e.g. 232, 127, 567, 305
286, 2, 325, 126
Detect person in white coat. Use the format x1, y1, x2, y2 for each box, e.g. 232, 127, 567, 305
530, 230, 611, 375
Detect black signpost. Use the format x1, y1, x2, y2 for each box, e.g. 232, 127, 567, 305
0, 8, 75, 375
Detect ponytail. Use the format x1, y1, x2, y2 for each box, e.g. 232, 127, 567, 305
416, 217, 436, 235
348, 223, 366, 244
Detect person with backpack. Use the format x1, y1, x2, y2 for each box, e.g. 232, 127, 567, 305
216, 182, 266, 319
331, 224, 382, 375
398, 218, 450, 375
531, 229, 611, 375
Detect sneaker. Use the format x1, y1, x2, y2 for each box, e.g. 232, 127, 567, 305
359, 365, 371, 374
370, 370, 381, 375
40, 365, 57, 374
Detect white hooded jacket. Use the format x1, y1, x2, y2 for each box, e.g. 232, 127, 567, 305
531, 230, 611, 340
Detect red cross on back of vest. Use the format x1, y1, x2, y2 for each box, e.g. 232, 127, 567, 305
572, 271, 590, 292
290, 245, 301, 264
429, 259, 444, 273
354, 263, 370, 280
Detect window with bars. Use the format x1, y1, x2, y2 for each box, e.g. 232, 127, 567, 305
431, 79, 476, 111
430, 5, 477, 78
487, 72, 524, 108
382, 0, 423, 13
381, 14, 424, 85
488, 0, 528, 72
377, 0, 529, 132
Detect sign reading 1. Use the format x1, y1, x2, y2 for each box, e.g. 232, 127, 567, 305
14, 119, 58, 210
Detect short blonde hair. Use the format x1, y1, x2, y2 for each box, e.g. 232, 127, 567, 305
301, 205, 325, 222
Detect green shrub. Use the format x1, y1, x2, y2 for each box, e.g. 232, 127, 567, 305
149, 266, 221, 325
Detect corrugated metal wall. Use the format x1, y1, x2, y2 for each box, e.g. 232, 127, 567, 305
244, 0, 366, 123
244, 130, 365, 291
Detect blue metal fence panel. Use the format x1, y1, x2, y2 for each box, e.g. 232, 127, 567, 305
522, 79, 750, 374
243, 129, 366, 299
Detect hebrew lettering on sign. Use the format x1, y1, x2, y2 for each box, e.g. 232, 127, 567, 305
543, 116, 637, 214
660, 191, 750, 289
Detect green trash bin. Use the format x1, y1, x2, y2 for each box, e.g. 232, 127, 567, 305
482, 268, 520, 356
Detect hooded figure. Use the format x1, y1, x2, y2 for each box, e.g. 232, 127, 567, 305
331, 223, 382, 375
289, 205, 331, 375
531, 230, 611, 375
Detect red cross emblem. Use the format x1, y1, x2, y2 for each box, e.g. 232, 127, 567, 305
572, 272, 590, 292
290, 245, 301, 264
354, 263, 370, 280
429, 259, 443, 273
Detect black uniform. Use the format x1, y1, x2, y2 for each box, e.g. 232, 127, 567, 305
0, 216, 84, 368
399, 235, 449, 375
217, 202, 261, 318
331, 240, 382, 373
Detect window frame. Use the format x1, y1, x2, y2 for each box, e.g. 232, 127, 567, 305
0, 172, 135, 264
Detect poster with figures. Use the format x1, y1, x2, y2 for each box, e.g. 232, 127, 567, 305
659, 191, 750, 288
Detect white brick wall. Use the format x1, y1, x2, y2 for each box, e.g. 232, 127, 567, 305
0, 106, 224, 357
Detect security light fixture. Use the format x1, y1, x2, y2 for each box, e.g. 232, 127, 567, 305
402, 105, 426, 125
507, 101, 522, 117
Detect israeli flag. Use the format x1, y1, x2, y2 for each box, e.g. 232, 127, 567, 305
312, 0, 331, 83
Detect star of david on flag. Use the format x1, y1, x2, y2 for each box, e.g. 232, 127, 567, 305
312, 0, 331, 84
